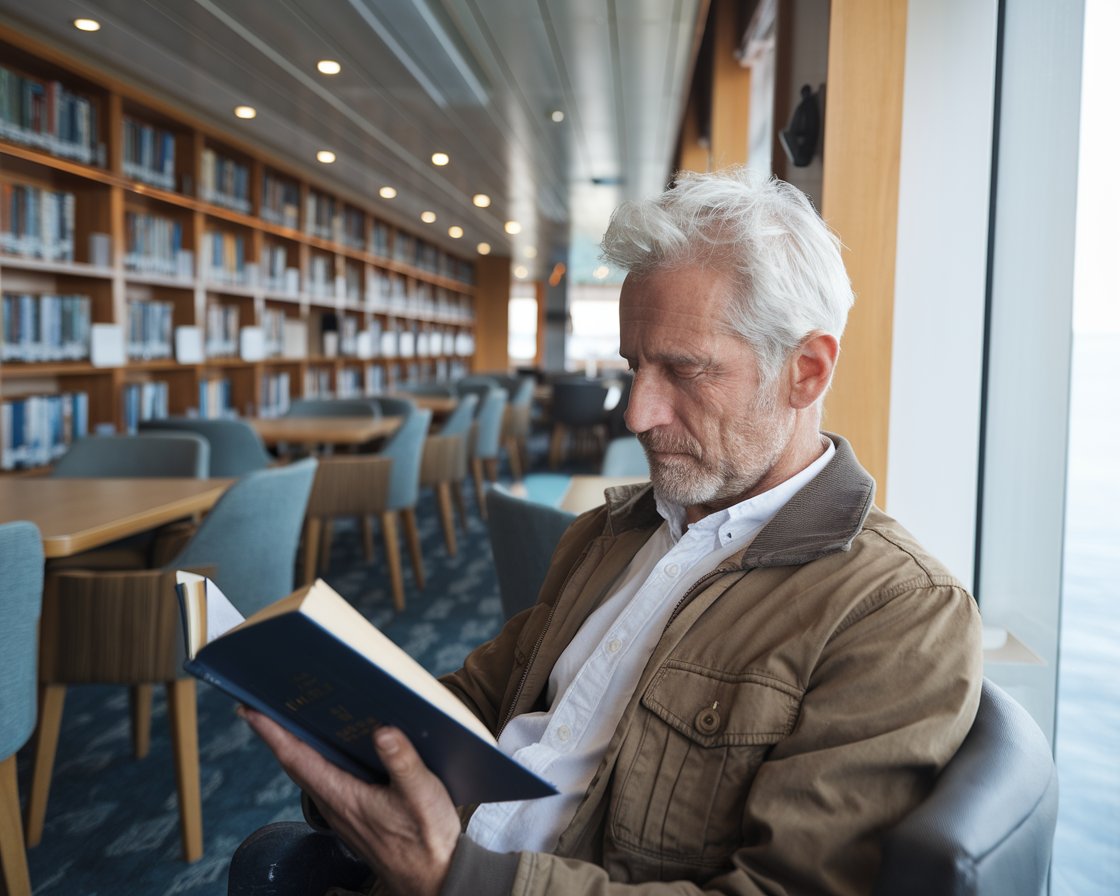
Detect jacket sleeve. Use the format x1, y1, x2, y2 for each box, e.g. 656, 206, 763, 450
442, 578, 983, 896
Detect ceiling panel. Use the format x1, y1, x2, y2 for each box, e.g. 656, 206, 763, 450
0, 0, 705, 282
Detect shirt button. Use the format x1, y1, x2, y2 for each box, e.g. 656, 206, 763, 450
556, 725, 572, 743
664, 562, 680, 577
607, 638, 622, 654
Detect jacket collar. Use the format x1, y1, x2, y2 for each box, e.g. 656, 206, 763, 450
601, 432, 875, 568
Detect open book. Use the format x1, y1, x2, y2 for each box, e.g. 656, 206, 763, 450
175, 572, 556, 806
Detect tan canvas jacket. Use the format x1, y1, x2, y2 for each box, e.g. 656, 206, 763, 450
438, 434, 983, 896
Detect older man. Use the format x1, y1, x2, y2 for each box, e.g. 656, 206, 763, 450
244, 168, 983, 896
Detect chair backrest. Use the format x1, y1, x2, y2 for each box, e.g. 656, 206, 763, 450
606, 371, 633, 438
172, 458, 318, 615
139, 417, 271, 477
381, 408, 433, 510
0, 520, 44, 760
872, 678, 1059, 896
372, 395, 415, 419
551, 379, 611, 427
438, 393, 478, 438
455, 376, 501, 416
601, 436, 650, 477
395, 382, 455, 398
52, 433, 210, 478
485, 487, 575, 619
472, 388, 508, 460
286, 398, 379, 418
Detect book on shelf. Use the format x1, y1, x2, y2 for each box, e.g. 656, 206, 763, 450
122, 380, 169, 433
0, 64, 101, 164
1, 183, 75, 261
2, 292, 91, 362
174, 572, 557, 806
199, 147, 250, 214
198, 375, 232, 419
122, 116, 176, 191
1, 391, 88, 470
126, 299, 174, 360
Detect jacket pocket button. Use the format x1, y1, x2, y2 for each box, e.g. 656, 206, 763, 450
695, 704, 721, 736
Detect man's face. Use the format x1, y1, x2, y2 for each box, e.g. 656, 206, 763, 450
619, 265, 796, 516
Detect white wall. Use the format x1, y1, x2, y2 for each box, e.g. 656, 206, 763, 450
887, 0, 999, 587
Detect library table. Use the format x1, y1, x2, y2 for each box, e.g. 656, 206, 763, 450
248, 415, 402, 448
387, 393, 458, 417
0, 478, 232, 559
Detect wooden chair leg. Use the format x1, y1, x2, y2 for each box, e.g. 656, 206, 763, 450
360, 516, 374, 562
401, 508, 425, 589
303, 517, 322, 585
452, 480, 469, 531
506, 437, 523, 481
484, 458, 499, 482
435, 482, 457, 556
130, 684, 153, 759
549, 424, 567, 469
319, 519, 335, 575
381, 511, 405, 612
471, 457, 487, 520
24, 684, 66, 848
0, 754, 31, 896
166, 678, 203, 863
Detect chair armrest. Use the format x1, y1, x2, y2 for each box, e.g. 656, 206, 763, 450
307, 455, 393, 517
227, 821, 372, 896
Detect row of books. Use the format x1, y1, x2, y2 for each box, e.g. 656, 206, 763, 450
122, 380, 169, 433
122, 116, 176, 191
125, 211, 193, 278
199, 148, 251, 214
205, 304, 240, 358
204, 230, 248, 286
261, 243, 301, 294
198, 376, 233, 418
0, 65, 101, 165
261, 170, 300, 229
305, 190, 338, 242
260, 371, 291, 417
1, 292, 91, 362
0, 183, 75, 261
127, 299, 174, 360
0, 391, 89, 470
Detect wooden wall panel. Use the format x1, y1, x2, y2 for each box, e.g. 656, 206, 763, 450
819, 0, 908, 503
473, 255, 512, 372
709, 0, 752, 168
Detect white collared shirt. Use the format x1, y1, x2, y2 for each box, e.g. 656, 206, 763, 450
466, 439, 835, 853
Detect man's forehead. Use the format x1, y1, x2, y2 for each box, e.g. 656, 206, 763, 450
619, 268, 733, 331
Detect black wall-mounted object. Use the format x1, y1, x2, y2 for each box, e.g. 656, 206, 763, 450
780, 84, 823, 168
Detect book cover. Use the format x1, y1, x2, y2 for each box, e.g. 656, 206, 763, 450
175, 572, 555, 807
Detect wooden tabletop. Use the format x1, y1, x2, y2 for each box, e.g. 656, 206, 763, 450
0, 477, 232, 558
558, 475, 649, 514
389, 393, 458, 416
248, 415, 402, 447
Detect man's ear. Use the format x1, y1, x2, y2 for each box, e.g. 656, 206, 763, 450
787, 331, 839, 410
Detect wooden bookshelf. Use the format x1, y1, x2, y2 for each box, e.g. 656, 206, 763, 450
0, 28, 477, 470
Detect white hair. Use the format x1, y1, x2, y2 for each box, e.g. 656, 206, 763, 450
601, 167, 854, 383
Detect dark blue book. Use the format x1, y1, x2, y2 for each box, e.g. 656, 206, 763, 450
174, 572, 556, 806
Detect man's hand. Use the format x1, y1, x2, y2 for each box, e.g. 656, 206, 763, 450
240, 707, 461, 896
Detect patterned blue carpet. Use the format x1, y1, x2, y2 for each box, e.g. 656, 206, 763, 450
16, 489, 509, 896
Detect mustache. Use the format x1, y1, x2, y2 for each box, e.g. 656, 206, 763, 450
637, 430, 702, 457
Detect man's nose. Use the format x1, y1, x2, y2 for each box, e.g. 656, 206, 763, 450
624, 374, 672, 434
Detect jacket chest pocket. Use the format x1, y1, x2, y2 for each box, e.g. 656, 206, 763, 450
608, 662, 801, 875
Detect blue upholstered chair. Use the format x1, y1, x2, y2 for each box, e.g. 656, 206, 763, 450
548, 378, 612, 469
485, 487, 575, 620
500, 375, 535, 480
469, 387, 508, 520
139, 417, 272, 477
419, 393, 478, 555
0, 521, 44, 896
872, 678, 1058, 896
52, 432, 210, 478
371, 395, 415, 419
225, 680, 1059, 896
304, 410, 432, 611
601, 435, 650, 478
26, 459, 319, 863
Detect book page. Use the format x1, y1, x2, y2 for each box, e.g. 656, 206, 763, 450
205, 577, 246, 642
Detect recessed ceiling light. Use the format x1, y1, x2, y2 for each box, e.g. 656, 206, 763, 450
551, 110, 565, 123
316, 59, 341, 75
477, 242, 491, 255
316, 150, 336, 164
431, 152, 450, 167
448, 225, 464, 239
504, 220, 522, 235
514, 264, 529, 279
593, 265, 610, 280
234, 105, 257, 120
73, 18, 101, 32
524, 246, 537, 259
379, 186, 397, 199
472, 193, 491, 208
420, 211, 437, 224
